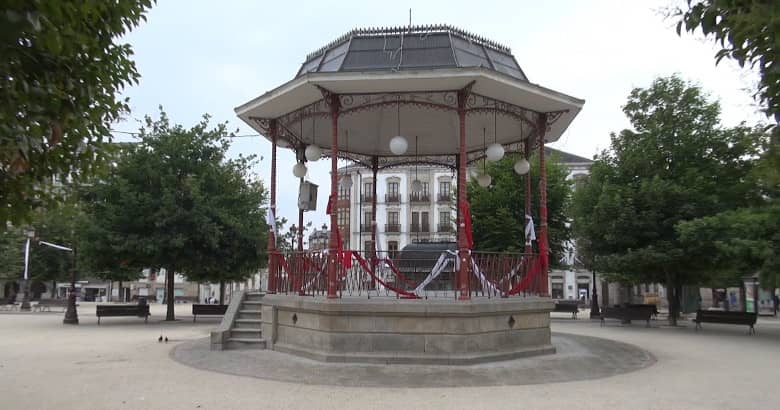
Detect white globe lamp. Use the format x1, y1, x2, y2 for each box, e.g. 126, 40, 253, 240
411, 179, 423, 193
485, 143, 504, 162
477, 174, 492, 187
292, 162, 308, 178
305, 145, 322, 162
339, 175, 353, 190
514, 158, 530, 175
389, 136, 408, 155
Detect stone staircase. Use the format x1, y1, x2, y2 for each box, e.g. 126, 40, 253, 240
211, 291, 266, 350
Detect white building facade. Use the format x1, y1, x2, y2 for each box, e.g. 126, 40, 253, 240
337, 165, 457, 256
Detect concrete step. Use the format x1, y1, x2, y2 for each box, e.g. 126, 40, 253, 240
231, 328, 262, 338
245, 293, 265, 302
226, 337, 266, 350
242, 300, 263, 306
237, 311, 262, 320
234, 319, 262, 329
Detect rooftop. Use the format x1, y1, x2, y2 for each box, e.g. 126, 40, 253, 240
296, 24, 527, 81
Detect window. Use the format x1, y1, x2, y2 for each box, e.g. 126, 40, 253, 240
438, 211, 451, 232
421, 182, 429, 195
552, 282, 564, 299
387, 211, 399, 225
439, 181, 450, 196
387, 211, 400, 232
362, 182, 373, 201
388, 182, 399, 195
388, 241, 399, 259
421, 212, 429, 231
411, 212, 419, 231
338, 183, 350, 199
337, 209, 349, 226
364, 241, 374, 254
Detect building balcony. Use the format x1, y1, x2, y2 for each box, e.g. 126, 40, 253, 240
360, 194, 374, 203
385, 193, 401, 204
437, 223, 453, 233
409, 192, 430, 203
437, 193, 452, 203
385, 223, 401, 233
410, 223, 430, 233
360, 224, 372, 233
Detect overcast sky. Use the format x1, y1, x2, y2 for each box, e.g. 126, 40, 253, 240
113, 0, 765, 229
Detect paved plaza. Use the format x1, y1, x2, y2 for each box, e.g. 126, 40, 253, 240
1, 304, 778, 409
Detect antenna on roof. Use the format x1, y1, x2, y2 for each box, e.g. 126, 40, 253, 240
409, 9, 412, 31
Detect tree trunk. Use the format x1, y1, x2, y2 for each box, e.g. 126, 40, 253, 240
118, 280, 123, 302
51, 280, 56, 298
665, 272, 678, 326
219, 281, 225, 305
166, 267, 175, 321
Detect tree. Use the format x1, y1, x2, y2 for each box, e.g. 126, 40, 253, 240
571, 75, 765, 325
467, 153, 571, 266
83, 110, 268, 320
675, 0, 780, 122
0, 1, 154, 226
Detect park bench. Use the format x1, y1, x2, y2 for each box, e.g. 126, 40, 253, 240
600, 304, 655, 327
693, 310, 757, 335
1, 302, 19, 311
627, 303, 660, 319
33, 299, 69, 312
192, 304, 228, 322
553, 300, 580, 319
96, 304, 150, 325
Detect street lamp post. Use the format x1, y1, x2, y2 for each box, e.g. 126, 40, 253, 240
20, 228, 35, 312
63, 246, 79, 325
590, 269, 600, 319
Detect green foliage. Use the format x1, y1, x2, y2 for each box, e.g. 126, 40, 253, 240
677, 202, 779, 288
0, 1, 154, 226
676, 0, 780, 122
467, 153, 571, 265
82, 109, 269, 319
571, 76, 766, 321
0, 227, 24, 281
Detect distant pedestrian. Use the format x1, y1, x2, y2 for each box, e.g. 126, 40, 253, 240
773, 294, 779, 316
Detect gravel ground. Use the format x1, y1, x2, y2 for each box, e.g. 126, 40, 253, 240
1, 303, 778, 410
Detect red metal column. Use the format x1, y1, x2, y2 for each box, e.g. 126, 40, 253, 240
327, 95, 340, 298
524, 137, 532, 254
297, 202, 304, 251
537, 113, 549, 297
457, 91, 470, 300
267, 119, 278, 294
371, 156, 378, 278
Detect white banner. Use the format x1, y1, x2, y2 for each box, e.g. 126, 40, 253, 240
525, 214, 536, 242
23, 238, 30, 280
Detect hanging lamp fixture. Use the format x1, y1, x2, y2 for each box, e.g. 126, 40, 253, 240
486, 105, 504, 161
477, 127, 492, 187
411, 135, 422, 193
305, 111, 321, 161
389, 97, 408, 155
339, 130, 353, 190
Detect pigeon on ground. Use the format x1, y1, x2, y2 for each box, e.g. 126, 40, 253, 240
164, 337, 168, 343
158, 335, 163, 342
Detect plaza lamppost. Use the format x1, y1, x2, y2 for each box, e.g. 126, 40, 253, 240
20, 228, 35, 311
35, 239, 78, 324
590, 269, 600, 319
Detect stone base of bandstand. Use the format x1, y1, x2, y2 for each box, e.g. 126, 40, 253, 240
260, 294, 555, 365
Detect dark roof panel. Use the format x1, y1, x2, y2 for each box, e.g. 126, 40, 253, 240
296, 25, 528, 81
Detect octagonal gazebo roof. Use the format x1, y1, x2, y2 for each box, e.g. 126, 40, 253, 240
236, 25, 584, 168
296, 25, 528, 82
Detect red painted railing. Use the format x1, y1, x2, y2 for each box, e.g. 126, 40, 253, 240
267, 250, 544, 299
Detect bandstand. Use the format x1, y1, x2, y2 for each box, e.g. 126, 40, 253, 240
226, 25, 584, 364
